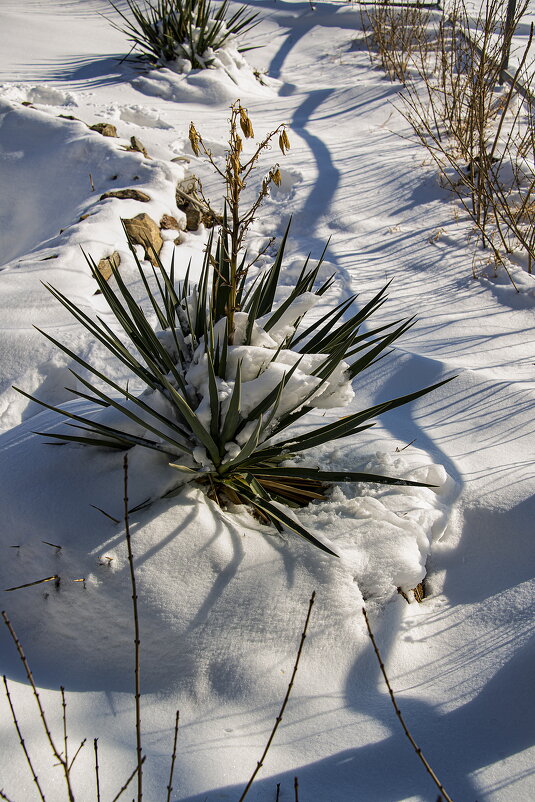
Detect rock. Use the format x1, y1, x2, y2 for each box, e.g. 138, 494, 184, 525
184, 204, 202, 231
123, 213, 163, 265
176, 176, 198, 199
176, 175, 219, 230
58, 114, 80, 121
160, 214, 180, 230
97, 251, 121, 282
89, 122, 118, 137
99, 189, 151, 202
128, 136, 149, 157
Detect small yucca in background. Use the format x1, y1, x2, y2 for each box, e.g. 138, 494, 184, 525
109, 0, 259, 69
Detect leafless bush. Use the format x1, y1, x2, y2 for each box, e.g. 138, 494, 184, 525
397, 0, 535, 283
360, 2, 437, 85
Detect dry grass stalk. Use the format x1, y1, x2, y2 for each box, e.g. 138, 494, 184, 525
237, 591, 316, 802
362, 607, 455, 802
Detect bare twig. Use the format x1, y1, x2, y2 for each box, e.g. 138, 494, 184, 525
110, 756, 146, 802
2, 674, 47, 802
294, 776, 299, 802
68, 738, 86, 771
123, 455, 143, 802
94, 739, 101, 802
0, 790, 16, 802
237, 591, 316, 802
61, 687, 69, 766
166, 710, 180, 802
1, 612, 76, 801
362, 607, 455, 802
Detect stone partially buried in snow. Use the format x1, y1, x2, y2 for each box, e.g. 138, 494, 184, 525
160, 213, 180, 230
97, 251, 121, 282
99, 188, 151, 202
123, 212, 163, 264
89, 122, 118, 137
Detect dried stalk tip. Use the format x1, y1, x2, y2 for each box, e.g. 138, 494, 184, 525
189, 122, 201, 156
279, 129, 290, 155
239, 106, 254, 139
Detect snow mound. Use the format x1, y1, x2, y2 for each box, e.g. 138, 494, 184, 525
0, 82, 78, 107
133, 49, 277, 105
0, 100, 183, 267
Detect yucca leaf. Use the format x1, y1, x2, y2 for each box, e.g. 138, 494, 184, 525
220, 361, 242, 447
250, 466, 434, 487
206, 349, 220, 443
347, 318, 415, 380
256, 220, 291, 318
33, 430, 130, 449
236, 484, 338, 556
288, 294, 357, 349
219, 415, 263, 472
34, 325, 192, 443
14, 386, 180, 454
239, 357, 304, 427
276, 378, 454, 454
69, 370, 192, 453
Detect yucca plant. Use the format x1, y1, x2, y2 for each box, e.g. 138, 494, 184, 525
18, 105, 450, 555
17, 225, 450, 556
109, 0, 259, 69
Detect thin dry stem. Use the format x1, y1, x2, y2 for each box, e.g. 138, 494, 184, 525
94, 738, 101, 802
111, 756, 146, 802
362, 607, 455, 802
2, 674, 47, 802
123, 454, 143, 802
165, 710, 180, 802
1, 612, 76, 801
237, 591, 316, 802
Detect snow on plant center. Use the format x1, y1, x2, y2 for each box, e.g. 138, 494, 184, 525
0, 1, 534, 801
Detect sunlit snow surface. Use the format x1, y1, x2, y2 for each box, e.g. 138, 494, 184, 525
0, 2, 534, 801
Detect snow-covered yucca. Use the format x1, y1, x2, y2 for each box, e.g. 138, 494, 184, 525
18, 230, 448, 555
109, 0, 259, 69
18, 106, 449, 555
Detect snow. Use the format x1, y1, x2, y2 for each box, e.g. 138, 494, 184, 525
0, 1, 534, 801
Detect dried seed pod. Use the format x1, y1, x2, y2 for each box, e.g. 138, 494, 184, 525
279, 128, 291, 155
272, 167, 282, 187
235, 134, 243, 156
189, 122, 201, 156
239, 106, 254, 138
